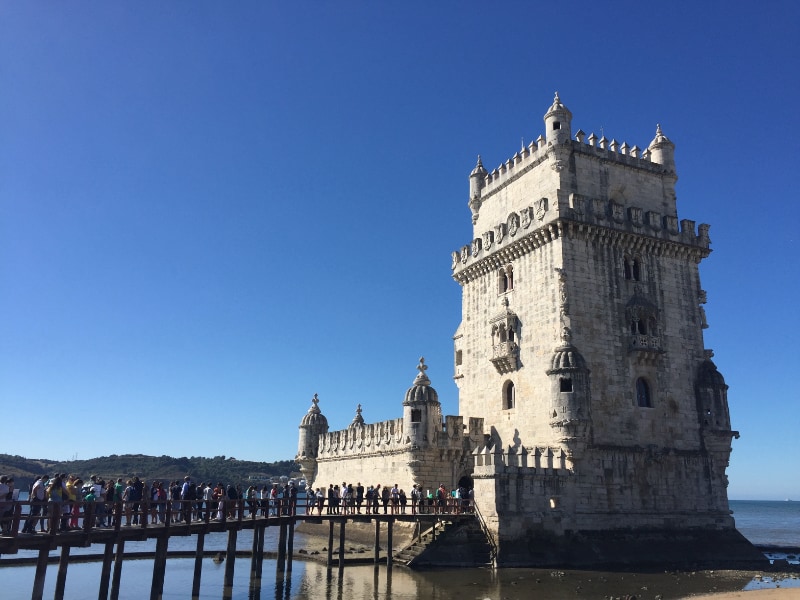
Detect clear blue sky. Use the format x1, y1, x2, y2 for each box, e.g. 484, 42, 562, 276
1, 3, 797, 500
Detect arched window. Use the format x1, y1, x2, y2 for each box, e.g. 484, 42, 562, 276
636, 378, 652, 408
504, 381, 515, 409
499, 265, 514, 293
624, 255, 643, 281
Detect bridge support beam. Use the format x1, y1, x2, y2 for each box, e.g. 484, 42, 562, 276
191, 531, 205, 599
98, 541, 114, 600
338, 519, 345, 571
31, 544, 50, 600
150, 534, 169, 600
54, 543, 70, 600
110, 540, 125, 600
222, 529, 238, 600
374, 520, 380, 565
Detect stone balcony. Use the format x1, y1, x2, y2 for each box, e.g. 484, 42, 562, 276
490, 341, 519, 374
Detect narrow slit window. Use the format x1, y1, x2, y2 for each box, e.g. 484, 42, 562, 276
636, 378, 652, 408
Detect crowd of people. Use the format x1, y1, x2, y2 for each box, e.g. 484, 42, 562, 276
306, 482, 474, 516
1, 473, 474, 536
0, 473, 304, 535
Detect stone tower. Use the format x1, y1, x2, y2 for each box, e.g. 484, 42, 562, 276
451, 94, 760, 566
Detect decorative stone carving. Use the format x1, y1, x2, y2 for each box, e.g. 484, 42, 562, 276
535, 197, 548, 221
611, 201, 625, 224
495, 222, 506, 244
482, 230, 494, 251
520, 207, 533, 229
508, 212, 520, 237
471, 238, 482, 257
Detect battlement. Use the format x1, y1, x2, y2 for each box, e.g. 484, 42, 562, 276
317, 417, 405, 459
316, 414, 479, 461
478, 127, 669, 202
473, 443, 569, 473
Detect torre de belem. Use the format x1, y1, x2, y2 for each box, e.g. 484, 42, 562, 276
297, 94, 762, 567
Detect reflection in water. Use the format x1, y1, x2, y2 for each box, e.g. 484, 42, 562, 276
1, 553, 792, 599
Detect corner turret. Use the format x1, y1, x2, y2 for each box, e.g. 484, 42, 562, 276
402, 357, 442, 448
468, 155, 487, 224
647, 124, 676, 172
544, 92, 572, 145
546, 327, 593, 462
296, 393, 329, 488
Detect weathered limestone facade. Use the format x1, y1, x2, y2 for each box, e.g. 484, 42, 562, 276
298, 95, 759, 567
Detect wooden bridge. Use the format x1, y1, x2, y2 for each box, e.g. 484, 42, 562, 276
0, 498, 480, 600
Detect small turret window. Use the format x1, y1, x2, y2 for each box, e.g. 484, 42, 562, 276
455, 350, 463, 366
553, 121, 561, 130
503, 381, 515, 410
560, 378, 573, 392
636, 378, 652, 408
410, 409, 421, 423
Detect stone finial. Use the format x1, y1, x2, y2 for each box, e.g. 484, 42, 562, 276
575, 129, 586, 143
471, 155, 486, 176
411, 356, 432, 386
349, 403, 365, 428
309, 393, 320, 413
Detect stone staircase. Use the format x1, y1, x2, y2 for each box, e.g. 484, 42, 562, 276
395, 517, 494, 568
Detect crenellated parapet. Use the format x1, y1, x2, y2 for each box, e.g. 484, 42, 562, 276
473, 442, 571, 474
316, 417, 407, 459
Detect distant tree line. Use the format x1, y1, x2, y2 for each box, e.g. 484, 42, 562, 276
0, 453, 299, 491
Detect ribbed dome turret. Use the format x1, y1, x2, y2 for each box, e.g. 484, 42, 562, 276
548, 344, 588, 372
649, 123, 673, 149
300, 393, 328, 428
697, 359, 727, 388
470, 155, 487, 178
403, 357, 440, 406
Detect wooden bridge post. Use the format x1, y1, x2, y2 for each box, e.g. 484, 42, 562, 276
386, 517, 393, 567
255, 522, 266, 584
249, 525, 260, 585
338, 519, 345, 570
276, 520, 287, 574
31, 544, 50, 600
54, 543, 70, 600
249, 524, 265, 595
110, 539, 125, 600
98, 541, 115, 600
191, 531, 205, 599
222, 529, 238, 600
286, 518, 295, 573
374, 519, 380, 565
326, 520, 334, 568
150, 534, 169, 600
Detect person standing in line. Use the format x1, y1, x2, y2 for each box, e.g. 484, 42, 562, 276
22, 475, 47, 534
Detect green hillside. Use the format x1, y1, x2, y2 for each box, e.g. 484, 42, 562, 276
0, 453, 299, 490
